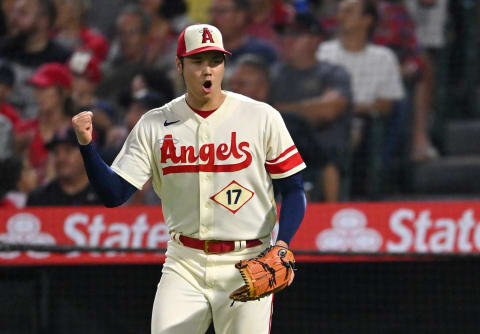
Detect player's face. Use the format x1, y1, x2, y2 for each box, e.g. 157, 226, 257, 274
178, 51, 225, 105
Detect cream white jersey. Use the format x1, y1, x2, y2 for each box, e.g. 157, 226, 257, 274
111, 91, 306, 241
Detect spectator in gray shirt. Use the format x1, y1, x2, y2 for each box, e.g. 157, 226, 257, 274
271, 12, 353, 202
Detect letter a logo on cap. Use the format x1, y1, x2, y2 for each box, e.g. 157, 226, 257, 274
176, 24, 232, 57
202, 28, 215, 44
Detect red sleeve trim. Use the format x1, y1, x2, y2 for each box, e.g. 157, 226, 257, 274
265, 152, 304, 175
266, 145, 296, 164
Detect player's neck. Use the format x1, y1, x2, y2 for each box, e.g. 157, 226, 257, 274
186, 91, 226, 111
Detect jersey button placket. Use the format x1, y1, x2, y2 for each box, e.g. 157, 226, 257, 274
198, 126, 214, 239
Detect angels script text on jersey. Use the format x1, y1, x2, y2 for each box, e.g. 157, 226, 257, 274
160, 132, 252, 175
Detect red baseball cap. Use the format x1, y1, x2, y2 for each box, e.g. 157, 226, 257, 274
177, 24, 232, 57
29, 63, 72, 89
68, 51, 102, 83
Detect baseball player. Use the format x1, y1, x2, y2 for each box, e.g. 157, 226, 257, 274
72, 24, 306, 334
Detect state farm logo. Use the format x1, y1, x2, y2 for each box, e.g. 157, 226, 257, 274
0, 213, 55, 259
316, 209, 382, 252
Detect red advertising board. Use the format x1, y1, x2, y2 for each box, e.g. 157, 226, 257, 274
0, 201, 479, 265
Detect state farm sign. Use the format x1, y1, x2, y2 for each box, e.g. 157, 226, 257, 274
0, 207, 169, 265
0, 201, 479, 265
387, 208, 479, 253
63, 213, 169, 256
290, 201, 480, 255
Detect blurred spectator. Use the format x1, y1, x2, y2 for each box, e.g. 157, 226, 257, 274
406, 0, 449, 161
271, 12, 352, 202
0, 63, 25, 157
373, 0, 438, 162
97, 4, 151, 113
27, 126, 102, 206
53, 0, 109, 62
0, 0, 72, 119
67, 50, 121, 163
0, 114, 14, 160
0, 63, 24, 130
115, 90, 166, 206
228, 54, 270, 102
406, 0, 448, 50
16, 62, 73, 183
317, 0, 404, 136
0, 155, 23, 208
140, 0, 191, 68
227, 54, 323, 200
90, 101, 118, 165
0, 1, 8, 38
129, 67, 175, 101
126, 90, 167, 132
0, 155, 37, 208
245, 0, 295, 50
209, 0, 278, 66
68, 51, 102, 109
316, 0, 404, 196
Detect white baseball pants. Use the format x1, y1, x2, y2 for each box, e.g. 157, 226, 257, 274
151, 239, 273, 334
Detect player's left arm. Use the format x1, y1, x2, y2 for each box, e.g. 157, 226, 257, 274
272, 171, 306, 247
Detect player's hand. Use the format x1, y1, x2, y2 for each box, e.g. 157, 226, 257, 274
72, 111, 94, 145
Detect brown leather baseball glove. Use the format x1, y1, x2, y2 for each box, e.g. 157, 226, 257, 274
230, 245, 295, 302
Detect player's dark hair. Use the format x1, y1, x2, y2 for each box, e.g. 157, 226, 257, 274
361, 0, 378, 40
38, 0, 57, 29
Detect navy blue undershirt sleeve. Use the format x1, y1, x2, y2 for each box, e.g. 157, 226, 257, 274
79, 142, 137, 207
273, 172, 307, 245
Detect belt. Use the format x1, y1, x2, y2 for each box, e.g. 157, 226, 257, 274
178, 235, 262, 254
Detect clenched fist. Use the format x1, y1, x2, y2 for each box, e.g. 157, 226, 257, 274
72, 111, 94, 145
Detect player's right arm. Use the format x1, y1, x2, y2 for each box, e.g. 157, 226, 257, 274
72, 111, 137, 207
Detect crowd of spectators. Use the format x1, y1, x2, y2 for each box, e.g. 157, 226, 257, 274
0, 0, 455, 207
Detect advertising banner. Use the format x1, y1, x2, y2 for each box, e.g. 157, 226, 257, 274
1, 201, 479, 265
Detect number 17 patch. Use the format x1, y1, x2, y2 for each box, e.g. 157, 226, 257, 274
210, 180, 254, 214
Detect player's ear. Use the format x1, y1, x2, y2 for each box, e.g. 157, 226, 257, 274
175, 57, 183, 74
